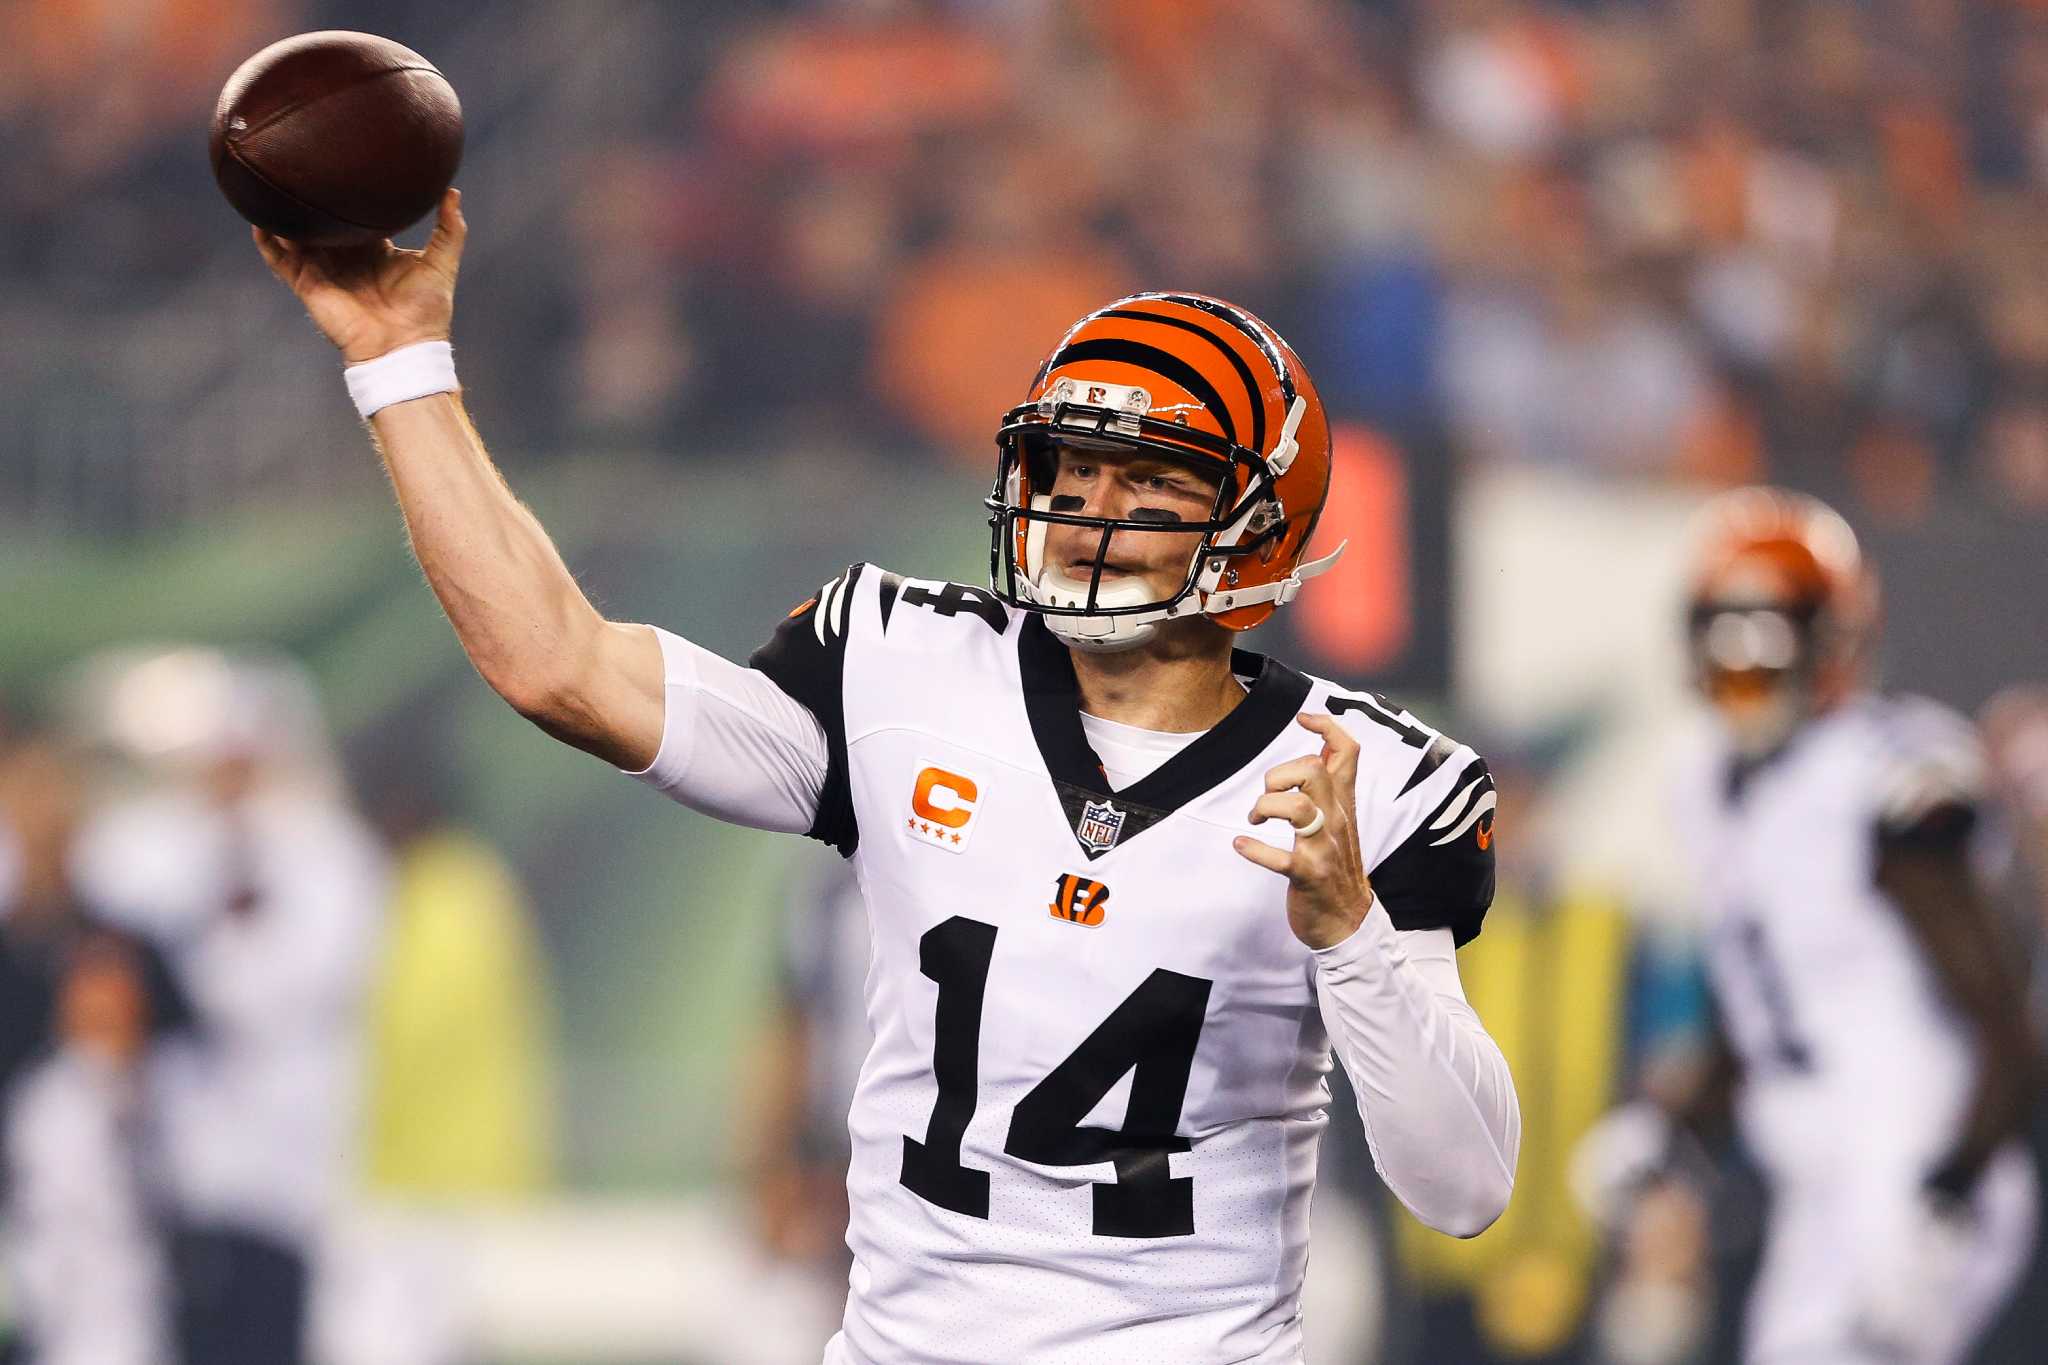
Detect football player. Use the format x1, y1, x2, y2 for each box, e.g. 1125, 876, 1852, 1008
252, 193, 1519, 1363
1581, 488, 2039, 1365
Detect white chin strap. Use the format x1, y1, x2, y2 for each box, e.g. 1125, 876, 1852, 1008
1020, 396, 1347, 653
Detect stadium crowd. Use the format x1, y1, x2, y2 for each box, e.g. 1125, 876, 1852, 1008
10, 0, 2048, 526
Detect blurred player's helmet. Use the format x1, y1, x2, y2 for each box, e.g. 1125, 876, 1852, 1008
1685, 487, 1877, 756
62, 646, 339, 785
987, 292, 1343, 651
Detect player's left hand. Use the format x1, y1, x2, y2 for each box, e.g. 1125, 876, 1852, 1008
1849, 1192, 1978, 1359
1236, 713, 1375, 949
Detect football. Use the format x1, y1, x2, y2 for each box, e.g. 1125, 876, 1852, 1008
209, 30, 462, 246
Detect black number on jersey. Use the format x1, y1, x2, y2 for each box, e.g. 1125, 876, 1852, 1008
1732, 916, 1813, 1073
1327, 693, 1429, 749
900, 580, 1008, 634
899, 916, 998, 1217
899, 915, 1213, 1238
1005, 967, 1210, 1237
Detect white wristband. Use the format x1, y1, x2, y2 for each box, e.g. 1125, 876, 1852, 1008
344, 340, 459, 419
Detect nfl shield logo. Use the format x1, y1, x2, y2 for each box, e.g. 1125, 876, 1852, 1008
1075, 798, 1127, 854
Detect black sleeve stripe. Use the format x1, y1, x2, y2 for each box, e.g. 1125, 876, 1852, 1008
1398, 732, 1461, 797
1370, 756, 1497, 946
877, 571, 903, 634
836, 566, 858, 638
1876, 799, 1977, 855
749, 562, 863, 856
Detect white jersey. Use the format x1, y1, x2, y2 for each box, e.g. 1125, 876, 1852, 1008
1675, 694, 2039, 1364
725, 566, 1499, 1365
1673, 695, 1993, 1183
68, 784, 387, 1245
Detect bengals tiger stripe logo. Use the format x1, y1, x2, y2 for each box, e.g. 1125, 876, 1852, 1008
1049, 873, 1110, 927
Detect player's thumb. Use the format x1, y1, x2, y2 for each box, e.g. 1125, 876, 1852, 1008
424, 188, 465, 270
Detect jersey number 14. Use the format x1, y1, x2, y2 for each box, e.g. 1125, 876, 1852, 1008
900, 915, 1212, 1239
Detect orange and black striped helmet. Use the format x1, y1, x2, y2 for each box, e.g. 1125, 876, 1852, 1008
1686, 486, 1878, 717
986, 292, 1343, 650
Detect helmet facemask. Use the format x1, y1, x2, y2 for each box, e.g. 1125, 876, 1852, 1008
985, 381, 1298, 652
1687, 597, 1834, 759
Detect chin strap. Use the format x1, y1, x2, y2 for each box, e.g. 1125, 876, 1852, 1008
1200, 540, 1347, 613
1265, 396, 1308, 476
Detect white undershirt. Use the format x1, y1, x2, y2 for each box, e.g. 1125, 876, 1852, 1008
1078, 710, 1204, 790
626, 627, 1517, 1237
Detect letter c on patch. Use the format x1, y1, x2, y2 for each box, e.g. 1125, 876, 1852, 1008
912, 767, 979, 829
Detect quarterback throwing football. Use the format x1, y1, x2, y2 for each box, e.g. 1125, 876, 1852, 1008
255, 192, 1518, 1364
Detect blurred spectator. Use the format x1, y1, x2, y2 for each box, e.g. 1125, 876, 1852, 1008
65, 649, 386, 1365
4, 934, 168, 1365
737, 854, 868, 1275
359, 747, 557, 1199
0, 743, 86, 1106
0, 738, 193, 1365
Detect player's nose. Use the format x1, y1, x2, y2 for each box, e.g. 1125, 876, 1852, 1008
1077, 474, 1136, 520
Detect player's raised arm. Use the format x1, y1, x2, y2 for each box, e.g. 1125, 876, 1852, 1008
253, 192, 662, 769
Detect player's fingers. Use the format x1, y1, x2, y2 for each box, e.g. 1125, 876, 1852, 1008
1232, 834, 1293, 876
1296, 713, 1360, 808
1248, 790, 1319, 831
1262, 755, 1324, 795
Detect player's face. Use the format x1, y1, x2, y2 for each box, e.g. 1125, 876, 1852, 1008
1691, 601, 1810, 756
1041, 443, 1224, 603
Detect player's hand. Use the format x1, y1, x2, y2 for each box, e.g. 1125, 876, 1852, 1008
253, 187, 465, 364
1569, 1101, 1680, 1230
1849, 1192, 1977, 1359
1236, 713, 1374, 949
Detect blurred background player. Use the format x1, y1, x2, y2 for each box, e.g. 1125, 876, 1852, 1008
66, 648, 387, 1365
732, 854, 870, 1361
1579, 487, 2039, 1365
4, 932, 170, 1365
0, 732, 192, 1365
1981, 684, 2048, 1023
739, 854, 867, 1278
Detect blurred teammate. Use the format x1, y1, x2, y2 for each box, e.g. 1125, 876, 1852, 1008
1584, 488, 2038, 1365
254, 193, 1518, 1363
67, 649, 387, 1365
740, 855, 869, 1275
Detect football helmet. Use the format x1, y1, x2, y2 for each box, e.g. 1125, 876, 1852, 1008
986, 292, 1343, 652
1685, 487, 1877, 756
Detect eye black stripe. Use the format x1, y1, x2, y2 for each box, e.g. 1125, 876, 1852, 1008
1045, 338, 1239, 445
1101, 308, 1265, 455
1138, 292, 1295, 406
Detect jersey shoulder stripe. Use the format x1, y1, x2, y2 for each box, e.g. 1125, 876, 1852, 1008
748, 564, 1020, 855
1311, 679, 1497, 945
1371, 754, 1497, 945
1861, 693, 1986, 850
750, 562, 869, 855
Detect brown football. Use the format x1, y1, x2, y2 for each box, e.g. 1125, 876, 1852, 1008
210, 31, 462, 246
